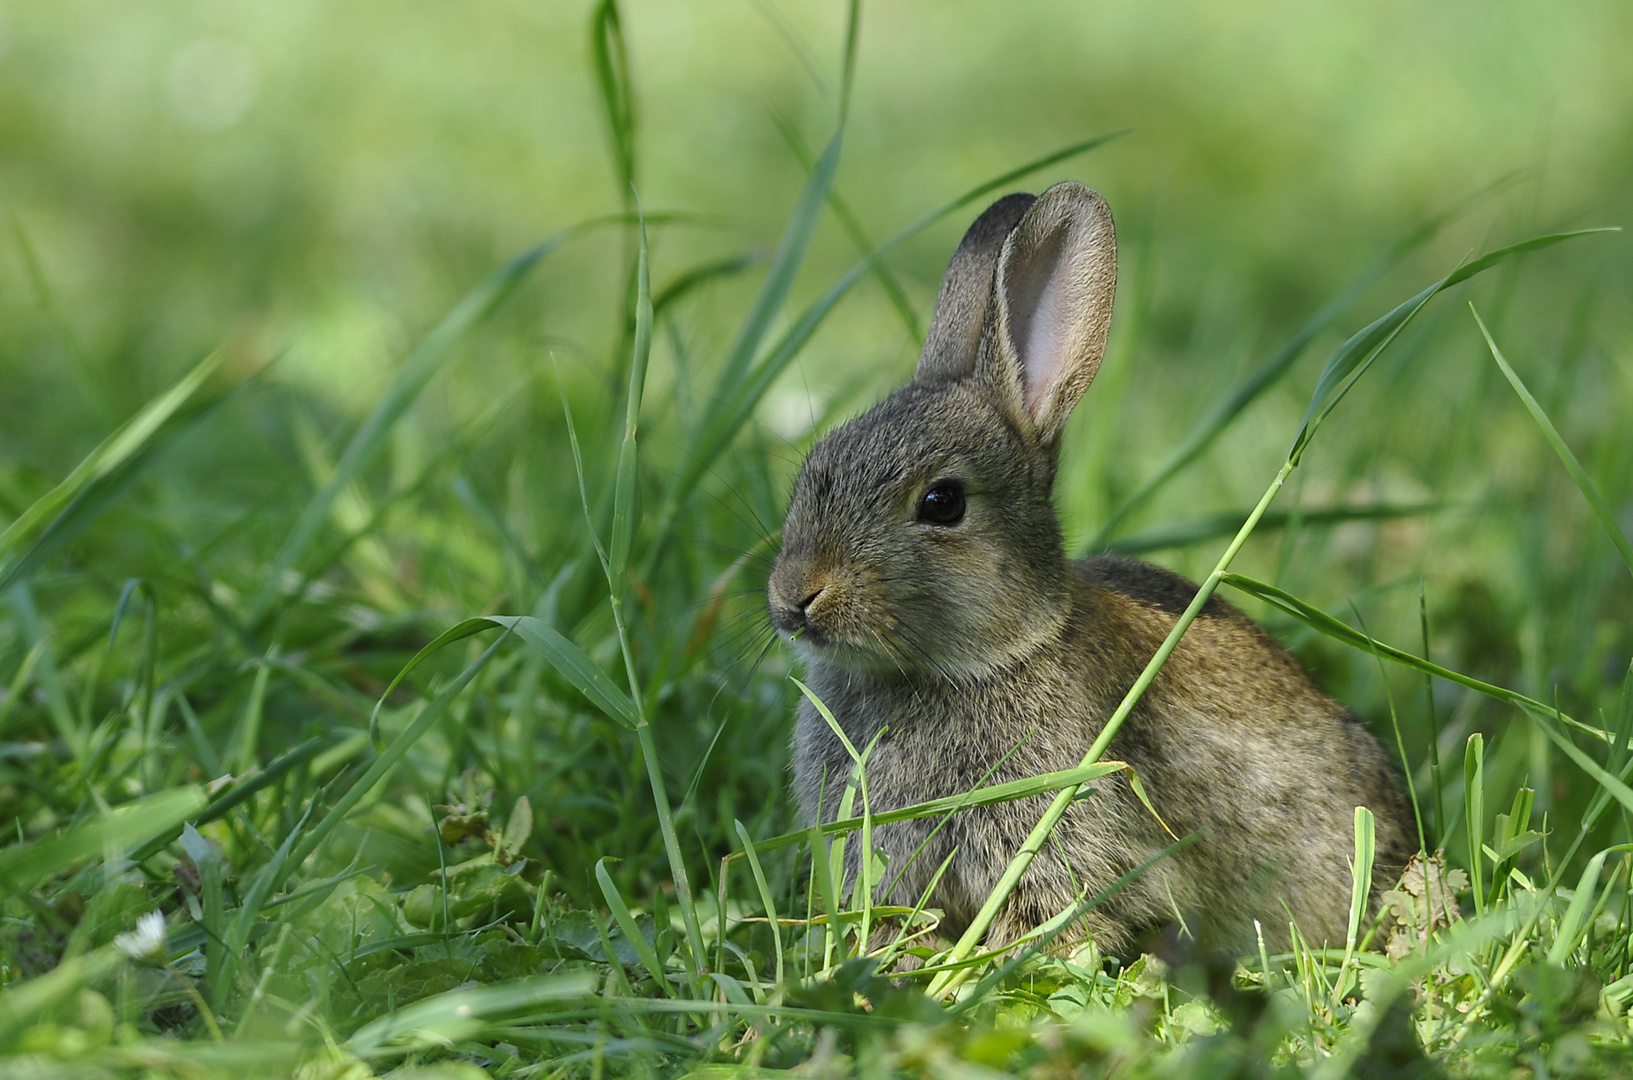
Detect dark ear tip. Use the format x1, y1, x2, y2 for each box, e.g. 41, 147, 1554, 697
984, 191, 1040, 216
960, 192, 1037, 252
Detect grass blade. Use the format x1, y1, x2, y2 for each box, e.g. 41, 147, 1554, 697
948, 833, 1200, 1011
0, 351, 220, 563
609, 207, 651, 581
558, 218, 710, 993
1466, 734, 1486, 916
179, 824, 227, 998
714, 132, 842, 406
1471, 304, 1633, 580
1093, 209, 1461, 545
653, 252, 767, 316
131, 737, 327, 861
1333, 806, 1376, 1005
0, 787, 206, 895
744, 761, 1128, 855
794, 678, 878, 947
772, 110, 920, 339
367, 616, 636, 748
1529, 709, 1633, 825
1290, 228, 1616, 462
590, 0, 636, 202
0, 358, 229, 595
346, 974, 596, 1057
287, 629, 511, 873
1547, 847, 1614, 965
251, 238, 564, 620
733, 820, 785, 989
1100, 501, 1440, 556
1091, 176, 1530, 545
1219, 573, 1610, 743
596, 858, 671, 995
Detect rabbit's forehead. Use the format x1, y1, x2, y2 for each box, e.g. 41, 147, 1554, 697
794, 384, 1023, 508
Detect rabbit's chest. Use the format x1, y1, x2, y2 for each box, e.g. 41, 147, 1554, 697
791, 662, 1099, 819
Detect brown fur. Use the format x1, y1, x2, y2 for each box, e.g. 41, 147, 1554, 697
768, 183, 1413, 959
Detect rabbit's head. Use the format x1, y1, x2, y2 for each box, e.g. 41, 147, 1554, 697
769, 182, 1118, 679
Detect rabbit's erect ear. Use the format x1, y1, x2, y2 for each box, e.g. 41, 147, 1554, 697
914, 192, 1037, 385
985, 182, 1117, 444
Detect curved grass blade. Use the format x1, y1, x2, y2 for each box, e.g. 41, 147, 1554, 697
0, 787, 206, 895
734, 820, 785, 988
1100, 501, 1441, 556
596, 858, 671, 995
1093, 218, 1462, 546
368, 616, 636, 748
652, 252, 767, 316
287, 629, 511, 873
1547, 846, 1618, 965
1218, 572, 1614, 744
590, 0, 636, 203
1472, 304, 1633, 579
346, 974, 597, 1058
0, 359, 230, 595
743, 759, 1127, 855
0, 351, 220, 563
1290, 228, 1616, 462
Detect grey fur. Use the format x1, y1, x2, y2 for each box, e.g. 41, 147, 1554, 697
767, 182, 1413, 960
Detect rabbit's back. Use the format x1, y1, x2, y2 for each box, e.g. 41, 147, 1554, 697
1068, 556, 1414, 952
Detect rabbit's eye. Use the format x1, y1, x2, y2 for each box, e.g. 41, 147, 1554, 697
917, 481, 966, 526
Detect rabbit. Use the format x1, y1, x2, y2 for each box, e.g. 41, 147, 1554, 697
766, 181, 1414, 962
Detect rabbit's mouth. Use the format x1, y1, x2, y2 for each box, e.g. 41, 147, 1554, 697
784, 626, 916, 675
769, 561, 966, 674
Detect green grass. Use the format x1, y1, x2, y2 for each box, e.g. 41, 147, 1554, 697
2, 1, 1633, 1076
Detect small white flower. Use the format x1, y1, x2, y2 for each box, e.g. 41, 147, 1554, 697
115, 911, 168, 963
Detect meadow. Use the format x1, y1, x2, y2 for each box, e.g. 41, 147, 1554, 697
2, 1, 1632, 1076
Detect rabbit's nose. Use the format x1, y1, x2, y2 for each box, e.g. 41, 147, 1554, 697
769, 576, 827, 635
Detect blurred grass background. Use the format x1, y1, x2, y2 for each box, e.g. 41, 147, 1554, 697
1, 0, 1632, 1067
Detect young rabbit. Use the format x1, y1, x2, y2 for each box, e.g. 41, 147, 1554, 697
767, 182, 1413, 960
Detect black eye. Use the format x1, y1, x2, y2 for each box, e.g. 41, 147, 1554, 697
917, 481, 966, 526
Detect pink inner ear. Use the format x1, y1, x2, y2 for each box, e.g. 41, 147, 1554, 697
1023, 268, 1072, 415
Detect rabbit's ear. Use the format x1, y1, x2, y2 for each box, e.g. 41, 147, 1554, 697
985, 182, 1117, 444
914, 192, 1037, 384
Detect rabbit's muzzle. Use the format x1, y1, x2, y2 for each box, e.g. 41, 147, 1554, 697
767, 558, 836, 643
767, 555, 884, 665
